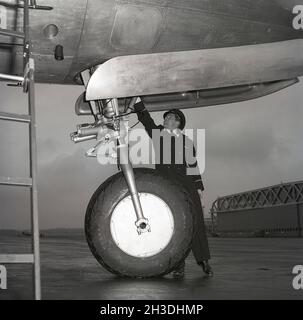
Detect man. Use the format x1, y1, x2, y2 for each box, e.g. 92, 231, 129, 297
134, 99, 213, 277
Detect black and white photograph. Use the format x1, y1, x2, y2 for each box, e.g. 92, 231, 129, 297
0, 0, 302, 309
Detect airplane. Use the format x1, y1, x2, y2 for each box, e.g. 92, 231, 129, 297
1, 0, 303, 279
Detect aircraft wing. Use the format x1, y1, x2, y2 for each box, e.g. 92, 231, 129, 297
86, 39, 303, 100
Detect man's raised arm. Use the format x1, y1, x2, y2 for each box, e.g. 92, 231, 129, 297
134, 100, 161, 138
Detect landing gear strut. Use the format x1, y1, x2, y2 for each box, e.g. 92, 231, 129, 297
71, 70, 150, 234
118, 134, 151, 235
71, 69, 194, 278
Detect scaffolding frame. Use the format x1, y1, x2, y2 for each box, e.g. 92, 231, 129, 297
0, 0, 52, 300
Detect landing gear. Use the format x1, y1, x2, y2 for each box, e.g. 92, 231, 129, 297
71, 69, 194, 277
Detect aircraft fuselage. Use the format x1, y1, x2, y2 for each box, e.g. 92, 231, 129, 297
0, 0, 302, 84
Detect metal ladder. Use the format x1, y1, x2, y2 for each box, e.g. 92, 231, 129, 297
0, 0, 51, 300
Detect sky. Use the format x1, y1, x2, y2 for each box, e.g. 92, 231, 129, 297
0, 79, 303, 229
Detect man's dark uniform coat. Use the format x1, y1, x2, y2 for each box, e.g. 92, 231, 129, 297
134, 101, 210, 263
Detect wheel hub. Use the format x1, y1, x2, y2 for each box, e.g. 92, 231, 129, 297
110, 193, 174, 258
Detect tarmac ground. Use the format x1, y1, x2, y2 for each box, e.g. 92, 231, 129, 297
0, 230, 302, 300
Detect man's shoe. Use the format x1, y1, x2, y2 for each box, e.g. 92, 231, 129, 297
199, 260, 214, 277
172, 261, 185, 279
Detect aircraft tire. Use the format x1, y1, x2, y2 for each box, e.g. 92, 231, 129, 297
85, 168, 194, 278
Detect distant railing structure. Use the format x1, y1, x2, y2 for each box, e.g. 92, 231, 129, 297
210, 181, 303, 237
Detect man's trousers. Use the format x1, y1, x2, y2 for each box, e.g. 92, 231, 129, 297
156, 167, 211, 263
